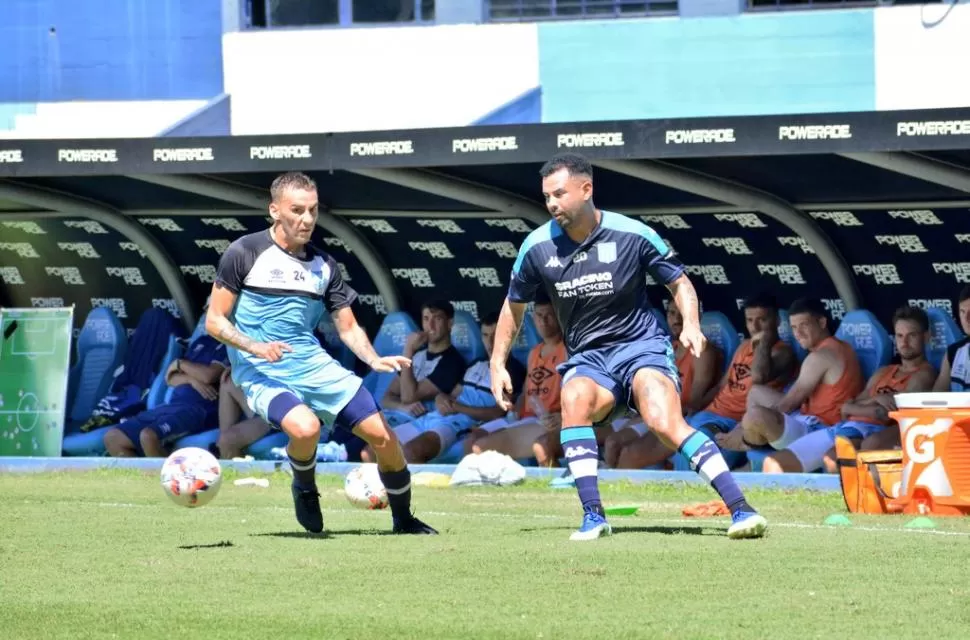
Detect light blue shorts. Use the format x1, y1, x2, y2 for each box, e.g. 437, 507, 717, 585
393, 411, 477, 452
787, 420, 886, 472
234, 358, 363, 433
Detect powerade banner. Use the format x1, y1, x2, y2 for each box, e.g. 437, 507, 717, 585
1, 107, 970, 176
2, 209, 968, 349
0, 307, 73, 457
0, 217, 379, 337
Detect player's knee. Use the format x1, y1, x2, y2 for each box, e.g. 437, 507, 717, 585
822, 450, 838, 474
287, 415, 321, 442
743, 406, 776, 433
365, 425, 397, 453
533, 438, 553, 465
560, 382, 599, 422
762, 455, 784, 474
103, 428, 132, 455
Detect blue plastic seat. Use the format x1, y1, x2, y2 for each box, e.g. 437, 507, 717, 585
835, 310, 892, 381
61, 308, 128, 456
450, 310, 486, 364
700, 311, 741, 373
361, 311, 419, 404
316, 312, 356, 370
923, 306, 963, 371
511, 312, 541, 367
777, 309, 807, 362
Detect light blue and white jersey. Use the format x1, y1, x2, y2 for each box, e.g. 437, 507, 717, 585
454, 358, 527, 408
215, 230, 357, 385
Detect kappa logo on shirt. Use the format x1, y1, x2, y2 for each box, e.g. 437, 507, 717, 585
545, 256, 562, 268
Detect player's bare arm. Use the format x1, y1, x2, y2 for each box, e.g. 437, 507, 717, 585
489, 299, 527, 411
205, 282, 291, 362
839, 368, 885, 420
332, 307, 410, 373
933, 353, 952, 391
694, 367, 728, 411
666, 274, 705, 357
773, 350, 832, 414
686, 346, 719, 414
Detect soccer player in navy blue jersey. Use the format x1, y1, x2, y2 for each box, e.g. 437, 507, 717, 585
205, 171, 436, 536
489, 153, 767, 541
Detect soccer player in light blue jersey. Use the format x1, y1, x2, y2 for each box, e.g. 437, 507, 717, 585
489, 153, 767, 541
205, 171, 436, 536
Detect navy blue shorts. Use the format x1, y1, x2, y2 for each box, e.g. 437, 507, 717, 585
557, 338, 680, 423
115, 403, 214, 456
267, 384, 380, 436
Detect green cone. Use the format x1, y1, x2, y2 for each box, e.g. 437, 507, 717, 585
904, 516, 937, 529
823, 514, 852, 527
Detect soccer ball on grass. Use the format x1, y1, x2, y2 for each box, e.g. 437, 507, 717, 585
161, 447, 223, 508
344, 463, 389, 510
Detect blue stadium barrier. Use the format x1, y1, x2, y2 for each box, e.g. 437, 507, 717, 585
0, 457, 841, 491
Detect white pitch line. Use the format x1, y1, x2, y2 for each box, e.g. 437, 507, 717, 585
16, 498, 970, 538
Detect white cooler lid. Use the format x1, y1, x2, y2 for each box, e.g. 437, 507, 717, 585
894, 392, 970, 409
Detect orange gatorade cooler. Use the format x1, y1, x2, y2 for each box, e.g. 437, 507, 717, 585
890, 392, 970, 516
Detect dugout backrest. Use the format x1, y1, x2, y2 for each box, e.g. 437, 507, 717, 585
66, 307, 127, 429
315, 313, 356, 370
924, 306, 962, 371
511, 312, 541, 367
778, 309, 808, 362
835, 310, 892, 381
362, 311, 419, 402
700, 311, 740, 373
450, 310, 486, 364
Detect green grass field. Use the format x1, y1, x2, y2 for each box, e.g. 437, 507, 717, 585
2, 469, 969, 639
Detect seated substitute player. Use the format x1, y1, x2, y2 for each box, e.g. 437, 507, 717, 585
603, 299, 725, 469
380, 300, 467, 421
932, 285, 970, 394
103, 332, 229, 458
716, 297, 864, 454
206, 171, 436, 535
489, 152, 767, 541
763, 305, 936, 474
462, 299, 567, 460
363, 312, 527, 463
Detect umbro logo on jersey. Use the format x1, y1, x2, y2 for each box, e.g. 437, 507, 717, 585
545, 256, 562, 268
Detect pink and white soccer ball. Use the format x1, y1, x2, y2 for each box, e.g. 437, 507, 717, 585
344, 463, 389, 510
160, 447, 223, 508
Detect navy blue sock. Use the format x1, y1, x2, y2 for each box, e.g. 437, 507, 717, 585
379, 467, 412, 521
561, 426, 604, 517
678, 431, 751, 515
288, 451, 317, 489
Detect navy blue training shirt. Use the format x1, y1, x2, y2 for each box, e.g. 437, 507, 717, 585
507, 210, 685, 354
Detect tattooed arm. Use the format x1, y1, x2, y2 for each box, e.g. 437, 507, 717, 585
333, 307, 411, 374
205, 283, 259, 354
666, 274, 701, 330
332, 307, 380, 367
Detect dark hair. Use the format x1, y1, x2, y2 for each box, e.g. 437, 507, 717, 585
421, 299, 454, 319
892, 305, 929, 333
959, 285, 970, 304
788, 297, 828, 321
271, 171, 317, 202
481, 311, 500, 327
742, 292, 779, 314
539, 153, 593, 180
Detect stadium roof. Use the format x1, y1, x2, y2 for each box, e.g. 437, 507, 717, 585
2, 105, 970, 329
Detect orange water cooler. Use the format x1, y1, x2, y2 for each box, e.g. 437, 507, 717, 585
889, 392, 970, 516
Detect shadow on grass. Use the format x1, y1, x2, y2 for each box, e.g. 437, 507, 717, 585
177, 540, 235, 550
519, 524, 722, 536
250, 529, 399, 540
